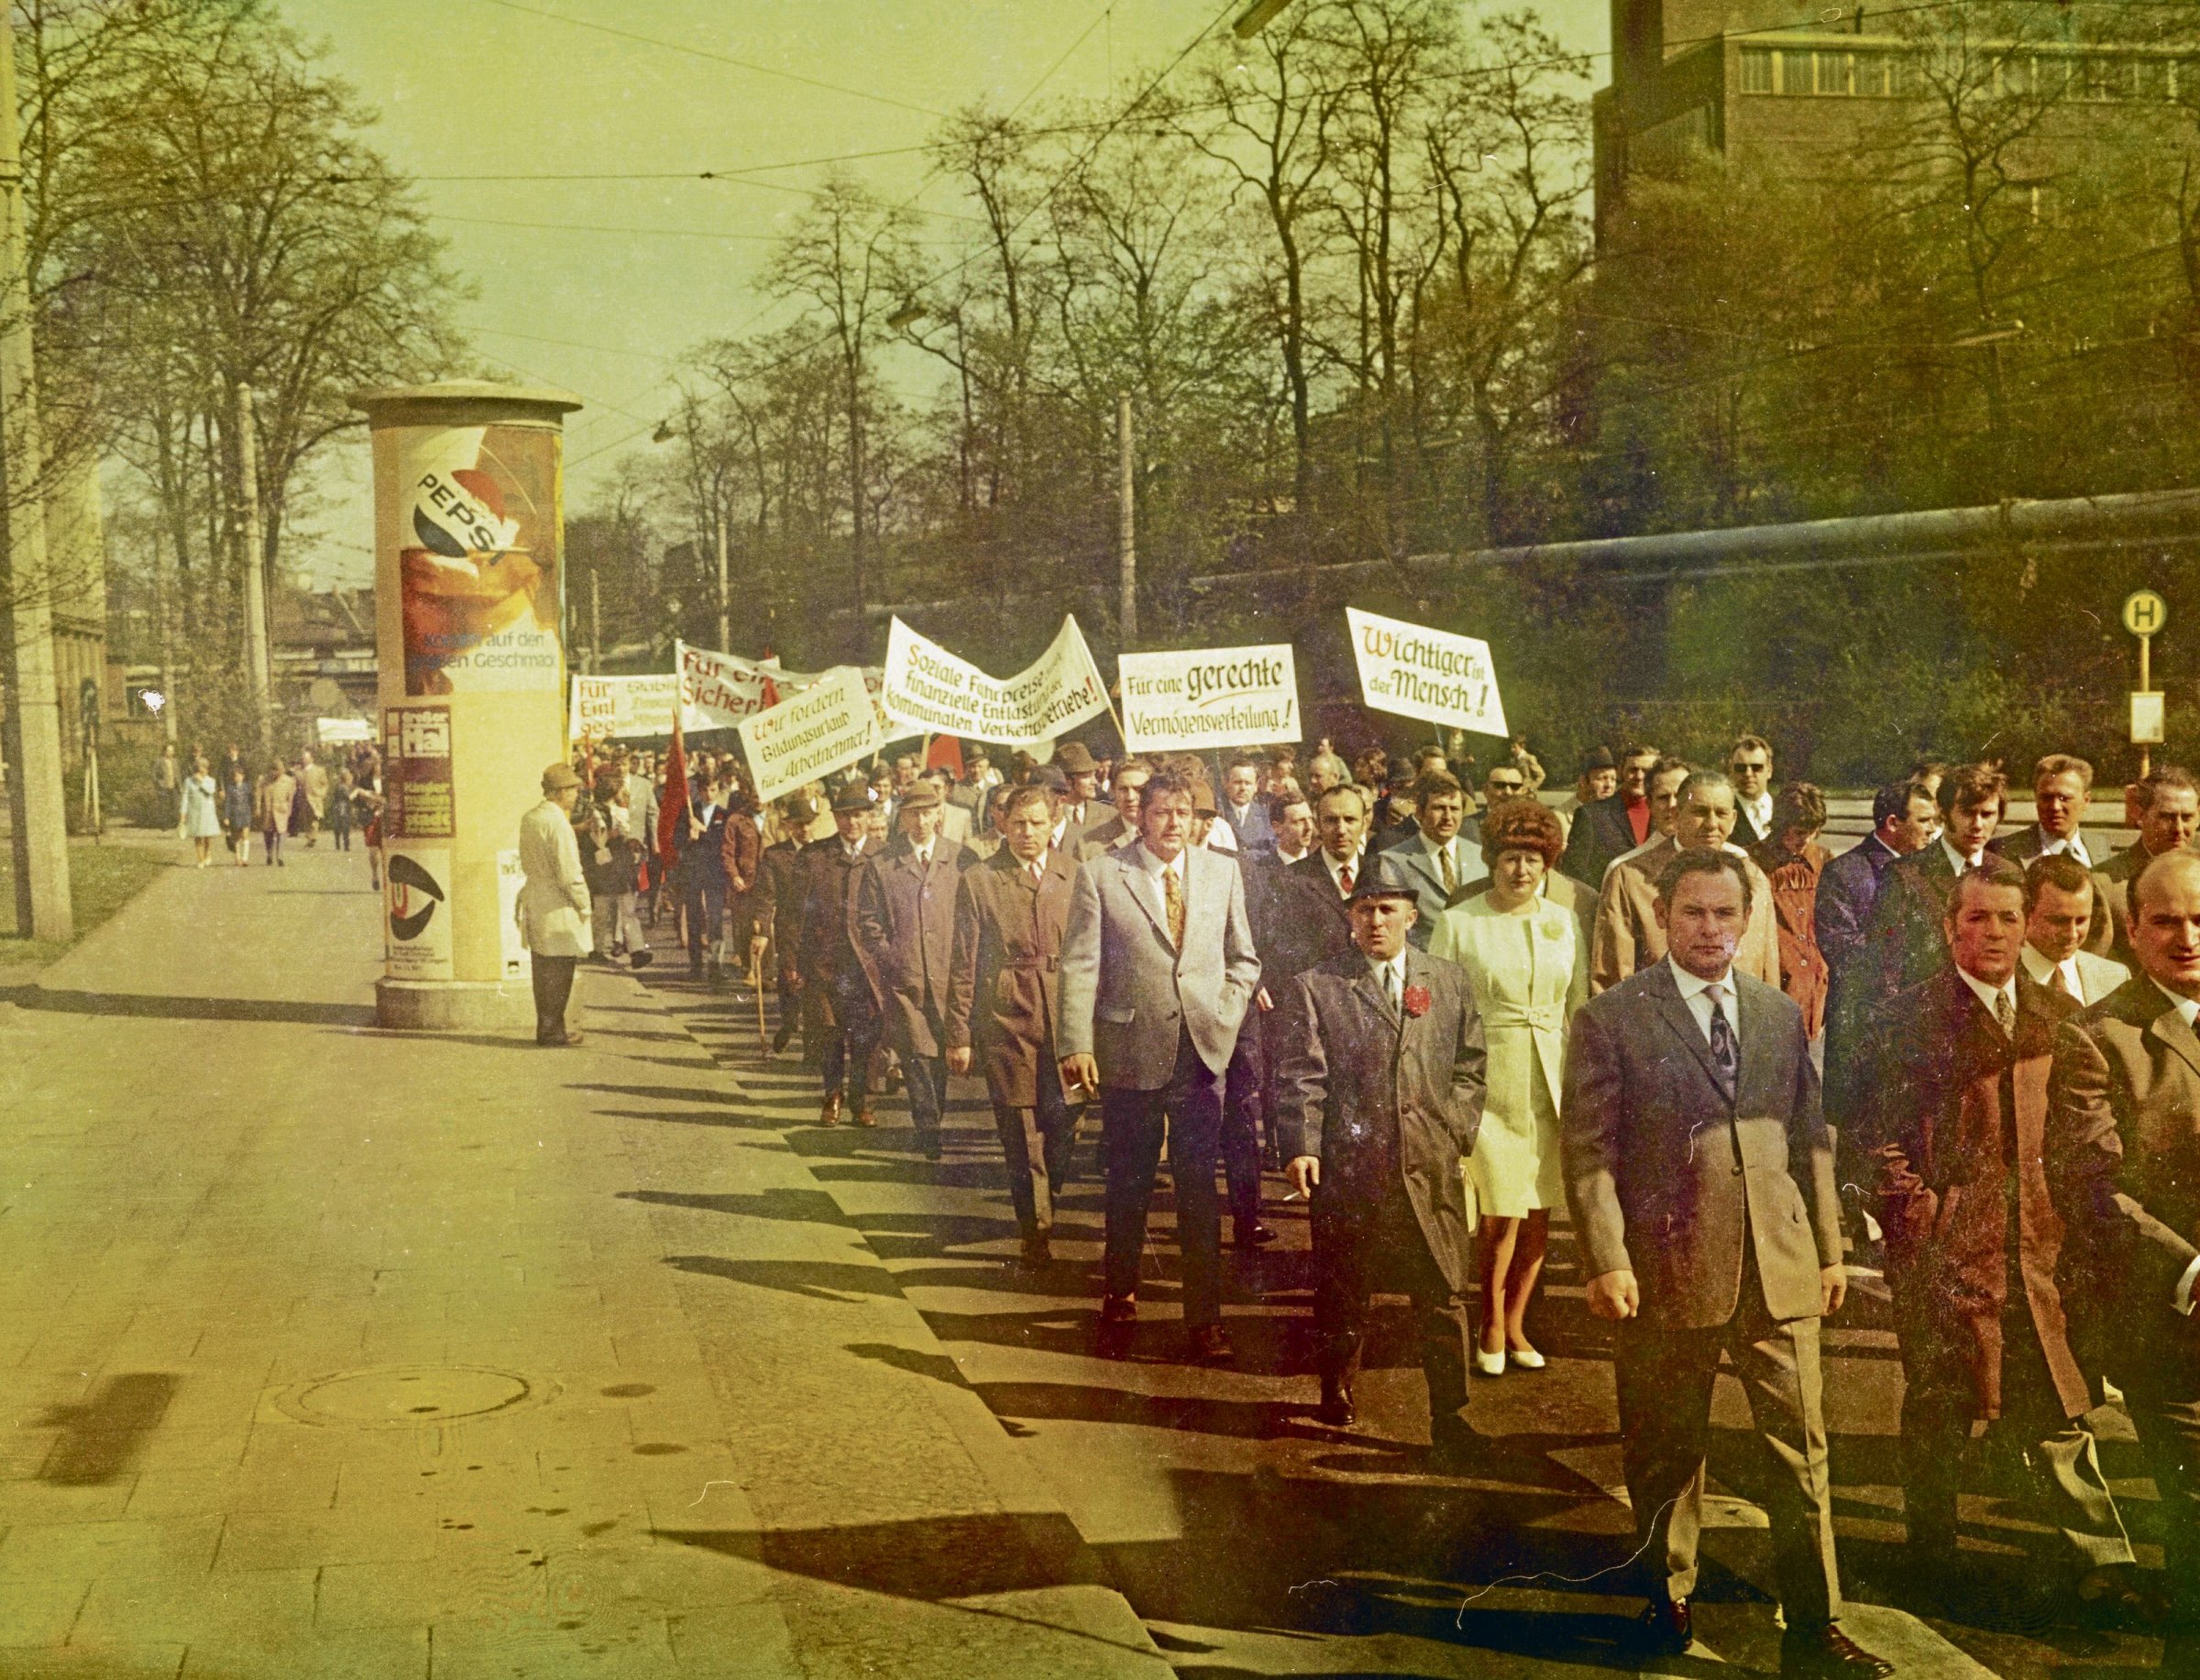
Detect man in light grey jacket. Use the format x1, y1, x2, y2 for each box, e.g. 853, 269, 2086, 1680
1060, 768, 1261, 1362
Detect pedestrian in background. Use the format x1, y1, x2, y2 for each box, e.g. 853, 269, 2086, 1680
299, 748, 330, 848
329, 766, 356, 852
181, 755, 220, 867
154, 742, 182, 835
1750, 782, 1833, 1044
1429, 799, 1584, 1377
517, 762, 592, 1047
221, 763, 253, 866
255, 760, 297, 868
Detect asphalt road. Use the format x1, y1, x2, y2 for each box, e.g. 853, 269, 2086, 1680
642, 958, 2175, 1680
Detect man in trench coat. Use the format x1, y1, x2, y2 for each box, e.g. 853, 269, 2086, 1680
1854, 857, 2140, 1602
854, 785, 966, 1161
791, 785, 882, 1127
517, 761, 592, 1047
1274, 874, 1487, 1456
947, 783, 1084, 1263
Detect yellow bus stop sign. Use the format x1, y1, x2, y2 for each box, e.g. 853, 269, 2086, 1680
2124, 590, 2169, 637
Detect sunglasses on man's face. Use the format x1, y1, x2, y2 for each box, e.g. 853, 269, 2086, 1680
1487, 780, 1524, 795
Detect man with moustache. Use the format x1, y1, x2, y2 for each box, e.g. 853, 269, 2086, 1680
948, 784, 1084, 1266
1564, 849, 1886, 1677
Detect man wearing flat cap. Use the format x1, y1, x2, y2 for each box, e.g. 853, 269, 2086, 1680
1052, 741, 1112, 847
789, 784, 883, 1125
854, 783, 966, 1160
517, 762, 593, 1047
1274, 873, 1487, 1455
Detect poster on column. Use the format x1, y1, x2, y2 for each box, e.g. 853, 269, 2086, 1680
380, 704, 455, 840
878, 615, 1108, 747
1347, 608, 1509, 738
384, 847, 455, 980
737, 666, 885, 806
569, 673, 682, 741
1117, 644, 1301, 753
392, 425, 565, 696
497, 850, 530, 980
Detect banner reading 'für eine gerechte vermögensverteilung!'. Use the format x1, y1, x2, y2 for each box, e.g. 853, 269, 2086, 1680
1347, 608, 1508, 738
1117, 645, 1300, 753
879, 615, 1109, 748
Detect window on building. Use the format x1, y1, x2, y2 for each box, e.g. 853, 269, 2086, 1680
1997, 52, 2031, 97
1853, 51, 1889, 96
2135, 58, 2171, 102
2082, 55, 2132, 101
1740, 48, 1775, 93
1815, 49, 1851, 95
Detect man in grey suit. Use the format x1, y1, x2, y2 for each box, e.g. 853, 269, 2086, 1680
852, 786, 966, 1160
1060, 769, 1263, 1362
1374, 769, 1483, 948
1562, 848, 1889, 1679
1274, 875, 1486, 1456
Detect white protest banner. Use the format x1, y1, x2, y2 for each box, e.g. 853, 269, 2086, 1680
1117, 644, 1300, 753
678, 641, 788, 729
737, 665, 885, 805
879, 615, 1108, 748
1347, 607, 1509, 737
569, 673, 683, 741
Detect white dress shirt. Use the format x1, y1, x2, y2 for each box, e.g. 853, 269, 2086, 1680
1954, 965, 2018, 1026
2020, 943, 2087, 1002
1366, 950, 1406, 1009
2152, 982, 2200, 1316
1321, 849, 1361, 896
2031, 826, 2091, 866
1274, 845, 1308, 867
1942, 835, 1986, 875
1743, 792, 1774, 838
1666, 957, 1741, 1049
1134, 841, 1188, 932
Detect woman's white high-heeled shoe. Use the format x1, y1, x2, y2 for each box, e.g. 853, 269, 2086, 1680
1474, 1346, 1507, 1377
1507, 1346, 1547, 1370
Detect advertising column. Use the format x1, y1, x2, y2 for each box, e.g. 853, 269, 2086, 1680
354, 381, 581, 1029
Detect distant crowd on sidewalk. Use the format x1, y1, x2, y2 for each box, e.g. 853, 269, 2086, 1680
161, 738, 385, 883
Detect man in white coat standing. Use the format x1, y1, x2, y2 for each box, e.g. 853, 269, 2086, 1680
1060, 768, 1262, 1362
519, 761, 593, 1047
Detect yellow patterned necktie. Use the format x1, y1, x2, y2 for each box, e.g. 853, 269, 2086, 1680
1439, 844, 1455, 894
1163, 864, 1185, 948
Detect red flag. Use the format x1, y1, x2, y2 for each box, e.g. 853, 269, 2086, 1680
656, 699, 688, 868
925, 734, 963, 778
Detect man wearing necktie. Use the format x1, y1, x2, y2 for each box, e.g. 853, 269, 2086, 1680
1373, 769, 1486, 949
853, 785, 966, 1162
1287, 784, 1371, 940
2019, 855, 2130, 1007
946, 785, 1084, 1265
1854, 855, 2141, 1612
1274, 874, 1487, 1459
789, 785, 885, 1127
1058, 770, 1261, 1363
1563, 849, 1886, 1678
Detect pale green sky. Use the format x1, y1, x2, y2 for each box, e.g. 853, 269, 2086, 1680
275, 0, 1609, 587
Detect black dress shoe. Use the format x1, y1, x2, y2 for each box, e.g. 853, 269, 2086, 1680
1779, 1623, 1893, 1679
1018, 1233, 1052, 1269
1234, 1221, 1277, 1249
1635, 1597, 1693, 1657
1186, 1322, 1235, 1364
1099, 1293, 1138, 1325
1316, 1377, 1355, 1427
1095, 1294, 1137, 1358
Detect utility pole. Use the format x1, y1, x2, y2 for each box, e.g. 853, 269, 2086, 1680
1116, 391, 1138, 646
588, 563, 601, 675
0, 20, 72, 940
715, 507, 731, 653
236, 381, 271, 752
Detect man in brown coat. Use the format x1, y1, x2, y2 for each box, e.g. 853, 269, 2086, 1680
947, 784, 1083, 1263
1856, 857, 2139, 1600
2049, 848, 2200, 1649
853, 785, 965, 1161
1563, 848, 1886, 1678
1591, 769, 1779, 994
1274, 874, 1486, 1455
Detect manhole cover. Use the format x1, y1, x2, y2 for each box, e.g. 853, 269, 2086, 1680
276, 1366, 550, 1427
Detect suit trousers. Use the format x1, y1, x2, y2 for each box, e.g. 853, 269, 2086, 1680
532, 955, 578, 1042
1898, 1306, 2134, 1571
1614, 1246, 1842, 1629
1221, 1031, 1265, 1232
2123, 1346, 2200, 1650
818, 978, 882, 1106
1099, 1031, 1225, 1325
682, 878, 724, 968
900, 1049, 949, 1146
994, 1056, 1077, 1237
1312, 1187, 1471, 1428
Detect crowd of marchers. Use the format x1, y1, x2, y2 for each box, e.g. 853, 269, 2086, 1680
503, 729, 2200, 1678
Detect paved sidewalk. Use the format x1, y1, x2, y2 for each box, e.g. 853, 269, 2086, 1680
0, 845, 1168, 1678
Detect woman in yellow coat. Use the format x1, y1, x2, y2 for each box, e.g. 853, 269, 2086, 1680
1428, 800, 1587, 1375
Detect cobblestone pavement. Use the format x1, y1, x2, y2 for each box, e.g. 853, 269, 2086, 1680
642, 942, 2175, 1680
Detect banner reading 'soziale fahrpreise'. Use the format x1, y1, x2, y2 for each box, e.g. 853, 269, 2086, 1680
1118, 644, 1300, 753
879, 615, 1108, 748
737, 666, 886, 805
1347, 607, 1508, 737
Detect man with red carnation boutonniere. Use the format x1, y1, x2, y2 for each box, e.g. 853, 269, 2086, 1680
1273, 873, 1488, 1466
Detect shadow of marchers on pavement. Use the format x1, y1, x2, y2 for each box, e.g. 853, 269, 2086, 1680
37, 1372, 182, 1486
665, 1254, 907, 1301
619, 1187, 852, 1227
658, 1509, 1098, 1601
842, 1342, 973, 1389
567, 1081, 749, 1106
7, 984, 377, 1028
